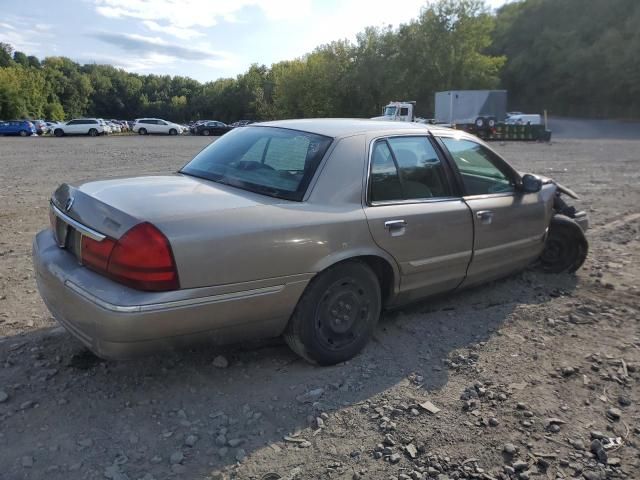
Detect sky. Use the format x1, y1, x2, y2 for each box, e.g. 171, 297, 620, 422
1, 0, 510, 83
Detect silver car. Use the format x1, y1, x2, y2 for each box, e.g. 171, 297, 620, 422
33, 119, 588, 365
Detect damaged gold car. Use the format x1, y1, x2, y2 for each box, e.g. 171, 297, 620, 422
33, 119, 588, 365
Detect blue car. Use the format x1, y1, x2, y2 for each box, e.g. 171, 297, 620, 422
0, 120, 37, 136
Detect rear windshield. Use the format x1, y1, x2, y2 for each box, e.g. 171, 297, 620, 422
180, 126, 333, 201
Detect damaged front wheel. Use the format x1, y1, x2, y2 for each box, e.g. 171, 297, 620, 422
540, 215, 588, 273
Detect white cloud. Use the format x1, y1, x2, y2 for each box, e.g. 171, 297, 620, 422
142, 21, 204, 40
77, 51, 178, 72
284, 0, 425, 57
93, 0, 312, 39
0, 17, 55, 54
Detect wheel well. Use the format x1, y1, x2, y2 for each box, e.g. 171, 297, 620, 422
338, 255, 395, 306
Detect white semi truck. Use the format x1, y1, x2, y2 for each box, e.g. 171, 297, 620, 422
371, 91, 549, 141
372, 90, 508, 129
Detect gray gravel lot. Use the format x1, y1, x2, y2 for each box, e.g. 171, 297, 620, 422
0, 123, 639, 480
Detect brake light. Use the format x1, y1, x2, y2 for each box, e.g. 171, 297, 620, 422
81, 222, 179, 291
82, 236, 116, 271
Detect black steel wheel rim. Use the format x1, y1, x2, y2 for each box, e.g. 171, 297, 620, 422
314, 276, 371, 351
541, 234, 569, 266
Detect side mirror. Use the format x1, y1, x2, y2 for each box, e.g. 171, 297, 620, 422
520, 173, 543, 193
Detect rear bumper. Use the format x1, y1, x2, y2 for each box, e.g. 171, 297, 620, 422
33, 230, 309, 359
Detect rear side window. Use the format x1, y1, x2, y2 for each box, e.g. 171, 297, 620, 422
369, 136, 452, 203
370, 141, 403, 202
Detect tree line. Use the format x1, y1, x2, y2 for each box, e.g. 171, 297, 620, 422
0, 0, 638, 123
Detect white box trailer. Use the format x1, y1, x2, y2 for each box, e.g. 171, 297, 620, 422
435, 90, 507, 127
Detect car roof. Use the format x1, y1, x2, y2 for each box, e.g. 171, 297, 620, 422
255, 118, 458, 139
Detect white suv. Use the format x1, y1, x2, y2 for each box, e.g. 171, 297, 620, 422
133, 118, 183, 135
52, 118, 106, 137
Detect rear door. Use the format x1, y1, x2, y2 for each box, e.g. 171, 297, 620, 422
363, 135, 473, 303
64, 120, 81, 134
437, 135, 551, 286
155, 120, 169, 134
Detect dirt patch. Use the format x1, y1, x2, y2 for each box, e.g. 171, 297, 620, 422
0, 134, 639, 480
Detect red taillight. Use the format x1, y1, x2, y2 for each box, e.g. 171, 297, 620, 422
81, 222, 179, 292
82, 236, 116, 271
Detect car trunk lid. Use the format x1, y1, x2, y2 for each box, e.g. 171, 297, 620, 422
52, 174, 275, 238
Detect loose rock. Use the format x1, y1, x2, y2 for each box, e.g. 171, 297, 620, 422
606, 407, 621, 420
212, 355, 229, 368
169, 451, 184, 465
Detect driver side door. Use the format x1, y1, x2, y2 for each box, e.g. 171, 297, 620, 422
437, 136, 553, 286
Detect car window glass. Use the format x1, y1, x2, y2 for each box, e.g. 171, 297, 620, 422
441, 138, 514, 195
181, 127, 332, 201
387, 136, 451, 199
262, 135, 311, 171
399, 107, 409, 116
369, 141, 403, 202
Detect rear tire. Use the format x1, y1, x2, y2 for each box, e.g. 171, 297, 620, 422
138, 128, 147, 135
202, 129, 210, 136
540, 216, 588, 273
88, 128, 98, 137
19, 130, 28, 137
284, 261, 381, 365
475, 117, 486, 128
54, 129, 64, 137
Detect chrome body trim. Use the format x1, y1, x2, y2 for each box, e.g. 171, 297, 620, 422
50, 202, 106, 241
64, 281, 285, 313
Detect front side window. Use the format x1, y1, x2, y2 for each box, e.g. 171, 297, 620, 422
441, 138, 514, 196
369, 137, 452, 203
181, 126, 332, 201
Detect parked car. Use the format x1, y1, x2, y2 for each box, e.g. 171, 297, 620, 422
230, 120, 255, 128
188, 120, 211, 135
30, 119, 47, 135
193, 120, 232, 136
44, 121, 58, 134
52, 119, 106, 137
0, 120, 37, 136
133, 118, 183, 135
33, 119, 588, 364
505, 114, 542, 125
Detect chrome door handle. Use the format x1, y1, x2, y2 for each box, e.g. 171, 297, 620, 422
384, 219, 407, 229
384, 219, 407, 237
476, 210, 493, 224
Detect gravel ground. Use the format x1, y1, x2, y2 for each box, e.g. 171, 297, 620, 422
0, 124, 639, 480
